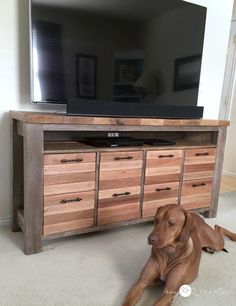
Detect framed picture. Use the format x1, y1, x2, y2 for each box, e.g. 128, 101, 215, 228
173, 54, 202, 91
118, 63, 137, 83
76, 54, 97, 99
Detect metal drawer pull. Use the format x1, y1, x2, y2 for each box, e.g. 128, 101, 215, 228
195, 152, 209, 156
112, 192, 131, 197
155, 187, 171, 192
192, 183, 206, 188
158, 154, 174, 158
60, 158, 83, 163
114, 156, 133, 161
60, 197, 82, 204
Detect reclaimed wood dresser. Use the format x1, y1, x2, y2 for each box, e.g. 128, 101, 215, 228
10, 111, 229, 254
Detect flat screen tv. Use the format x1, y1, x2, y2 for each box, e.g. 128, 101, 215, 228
30, 0, 206, 118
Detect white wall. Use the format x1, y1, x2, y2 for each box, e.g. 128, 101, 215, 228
0, 0, 234, 221
185, 0, 234, 118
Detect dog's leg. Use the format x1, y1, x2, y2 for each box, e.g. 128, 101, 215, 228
215, 225, 236, 241
153, 266, 187, 306
122, 256, 160, 306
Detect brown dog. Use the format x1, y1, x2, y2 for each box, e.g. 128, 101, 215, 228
122, 204, 236, 306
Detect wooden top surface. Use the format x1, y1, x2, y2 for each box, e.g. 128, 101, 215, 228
9, 111, 230, 127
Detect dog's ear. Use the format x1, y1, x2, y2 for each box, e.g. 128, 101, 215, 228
179, 212, 194, 242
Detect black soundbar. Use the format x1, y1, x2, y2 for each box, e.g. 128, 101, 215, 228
67, 99, 204, 119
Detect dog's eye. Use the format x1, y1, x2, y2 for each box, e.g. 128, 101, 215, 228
168, 220, 174, 226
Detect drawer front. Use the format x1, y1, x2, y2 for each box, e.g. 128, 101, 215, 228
100, 151, 143, 171
44, 152, 96, 195
44, 153, 96, 165
98, 186, 140, 225
145, 150, 183, 184
181, 179, 212, 209
99, 151, 143, 190
183, 148, 216, 180
43, 191, 95, 235
143, 182, 179, 218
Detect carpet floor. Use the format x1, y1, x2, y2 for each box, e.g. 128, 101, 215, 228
1, 192, 236, 306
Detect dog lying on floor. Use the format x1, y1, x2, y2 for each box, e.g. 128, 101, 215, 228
122, 204, 236, 306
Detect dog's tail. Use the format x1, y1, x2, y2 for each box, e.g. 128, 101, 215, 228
214, 225, 236, 242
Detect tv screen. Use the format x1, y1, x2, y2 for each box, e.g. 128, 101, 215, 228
30, 0, 206, 111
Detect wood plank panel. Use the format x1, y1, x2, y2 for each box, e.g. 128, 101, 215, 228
99, 168, 141, 180
44, 181, 95, 196
99, 186, 140, 200
44, 209, 94, 225
181, 195, 211, 210
97, 203, 140, 225
10, 111, 230, 126
100, 160, 142, 171
44, 191, 95, 210
44, 162, 95, 175
143, 182, 179, 218
44, 172, 95, 186
181, 179, 213, 196
145, 174, 180, 185
44, 218, 94, 235
184, 148, 216, 164
100, 177, 141, 190
44, 152, 96, 165
100, 151, 143, 162
143, 201, 178, 218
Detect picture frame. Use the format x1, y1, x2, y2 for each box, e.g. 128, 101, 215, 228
173, 54, 202, 91
76, 54, 97, 99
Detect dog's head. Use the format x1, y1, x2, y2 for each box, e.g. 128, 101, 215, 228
148, 204, 194, 249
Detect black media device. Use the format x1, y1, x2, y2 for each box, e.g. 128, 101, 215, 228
67, 100, 204, 119
30, 0, 206, 119
79, 137, 176, 147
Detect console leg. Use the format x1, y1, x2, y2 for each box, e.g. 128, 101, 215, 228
23, 123, 44, 254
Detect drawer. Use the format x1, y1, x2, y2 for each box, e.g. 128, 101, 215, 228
181, 179, 212, 210
183, 148, 216, 180
98, 186, 140, 225
44, 153, 96, 175
44, 152, 96, 195
143, 182, 179, 218
100, 151, 143, 171
145, 150, 183, 184
43, 191, 95, 235
99, 151, 143, 190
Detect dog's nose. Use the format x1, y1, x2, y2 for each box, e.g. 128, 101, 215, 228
148, 235, 157, 245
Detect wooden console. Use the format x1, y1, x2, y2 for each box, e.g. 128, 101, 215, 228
10, 111, 229, 254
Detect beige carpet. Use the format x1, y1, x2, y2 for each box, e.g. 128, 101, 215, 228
1, 192, 236, 306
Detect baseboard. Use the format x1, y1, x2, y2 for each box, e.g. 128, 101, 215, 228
223, 170, 236, 178
0, 216, 10, 227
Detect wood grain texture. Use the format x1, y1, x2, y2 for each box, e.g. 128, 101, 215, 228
44, 162, 95, 175
145, 149, 182, 185
143, 182, 179, 218
44, 218, 94, 235
44, 191, 95, 210
100, 151, 143, 162
97, 203, 140, 226
23, 123, 44, 254
12, 119, 24, 232
44, 191, 95, 235
44, 152, 95, 164
142, 200, 178, 218
10, 111, 230, 126
44, 181, 95, 196
183, 148, 216, 180
44, 172, 95, 186
210, 128, 227, 217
